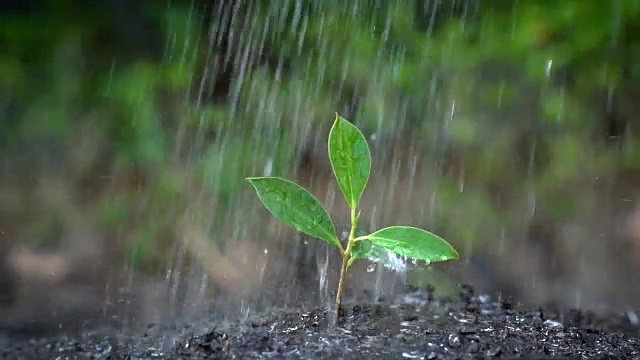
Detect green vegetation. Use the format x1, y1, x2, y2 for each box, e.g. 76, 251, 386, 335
247, 114, 458, 312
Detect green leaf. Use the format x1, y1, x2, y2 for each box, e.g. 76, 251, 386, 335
246, 177, 339, 247
360, 226, 459, 264
328, 113, 372, 209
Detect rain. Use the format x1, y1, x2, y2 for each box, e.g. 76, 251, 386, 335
1, 0, 640, 358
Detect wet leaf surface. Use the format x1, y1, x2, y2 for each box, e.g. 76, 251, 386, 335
3, 285, 640, 359
328, 114, 371, 209
247, 177, 339, 247
362, 226, 459, 264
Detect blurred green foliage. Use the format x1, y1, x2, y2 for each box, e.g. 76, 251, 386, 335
2, 0, 640, 274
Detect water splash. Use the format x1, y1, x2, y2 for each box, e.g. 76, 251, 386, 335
366, 252, 407, 273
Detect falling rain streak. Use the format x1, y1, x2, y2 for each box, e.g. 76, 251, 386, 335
2, 0, 640, 357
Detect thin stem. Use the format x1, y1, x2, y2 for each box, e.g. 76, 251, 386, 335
336, 239, 345, 257
335, 207, 358, 316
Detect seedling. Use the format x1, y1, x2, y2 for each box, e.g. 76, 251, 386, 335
246, 114, 459, 316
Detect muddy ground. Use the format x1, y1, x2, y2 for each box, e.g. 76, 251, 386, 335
1, 285, 639, 359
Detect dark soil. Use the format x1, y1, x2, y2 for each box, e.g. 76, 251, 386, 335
2, 285, 639, 359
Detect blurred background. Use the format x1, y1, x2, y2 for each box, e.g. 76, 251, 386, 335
2, 0, 640, 336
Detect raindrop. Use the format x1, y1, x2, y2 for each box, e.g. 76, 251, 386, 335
317, 245, 330, 305
545, 59, 553, 77
543, 319, 563, 329
402, 351, 426, 359
263, 158, 273, 176
240, 300, 251, 321
626, 310, 639, 325
574, 289, 583, 309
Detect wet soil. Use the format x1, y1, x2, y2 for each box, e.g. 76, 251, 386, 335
2, 285, 639, 359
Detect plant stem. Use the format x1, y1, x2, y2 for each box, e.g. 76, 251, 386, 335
335, 207, 358, 316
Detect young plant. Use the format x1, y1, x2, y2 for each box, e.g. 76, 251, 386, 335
246, 114, 459, 315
